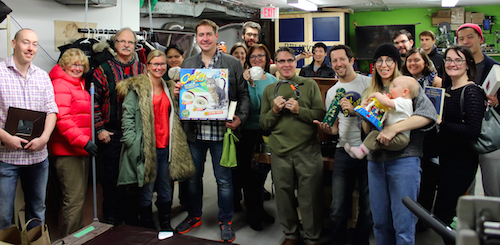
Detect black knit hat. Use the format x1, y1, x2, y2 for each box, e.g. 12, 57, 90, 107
373, 43, 402, 69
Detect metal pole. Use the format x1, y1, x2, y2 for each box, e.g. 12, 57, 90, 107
91, 83, 98, 222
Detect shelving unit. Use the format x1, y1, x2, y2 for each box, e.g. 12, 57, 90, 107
0, 15, 11, 57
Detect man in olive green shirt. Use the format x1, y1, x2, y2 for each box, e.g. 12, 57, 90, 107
260, 47, 325, 245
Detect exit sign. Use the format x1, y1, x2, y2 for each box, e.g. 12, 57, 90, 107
261, 7, 279, 19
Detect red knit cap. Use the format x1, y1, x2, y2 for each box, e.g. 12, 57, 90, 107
457, 23, 484, 40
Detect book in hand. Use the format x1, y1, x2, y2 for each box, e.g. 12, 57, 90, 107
482, 64, 500, 96
4, 107, 46, 142
424, 87, 445, 120
179, 68, 231, 120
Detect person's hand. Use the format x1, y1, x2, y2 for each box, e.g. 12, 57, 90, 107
296, 51, 312, 61
174, 81, 182, 99
226, 115, 241, 130
273, 96, 286, 114
313, 120, 335, 135
339, 97, 354, 115
84, 140, 99, 156
377, 124, 397, 146
243, 69, 254, 84
286, 98, 300, 114
487, 93, 498, 107
24, 137, 48, 151
2, 134, 28, 150
360, 98, 370, 108
98, 130, 114, 144
437, 118, 442, 125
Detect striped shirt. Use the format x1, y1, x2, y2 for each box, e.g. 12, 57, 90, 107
196, 50, 226, 141
0, 56, 58, 165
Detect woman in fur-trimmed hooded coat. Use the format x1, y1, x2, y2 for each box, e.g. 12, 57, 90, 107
116, 50, 194, 230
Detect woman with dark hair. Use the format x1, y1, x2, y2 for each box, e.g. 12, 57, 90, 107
402, 47, 442, 231
433, 45, 486, 226
233, 43, 276, 231
362, 44, 437, 245
162, 44, 185, 81
230, 42, 247, 67
402, 47, 442, 88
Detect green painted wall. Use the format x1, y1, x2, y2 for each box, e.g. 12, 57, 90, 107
349, 5, 500, 73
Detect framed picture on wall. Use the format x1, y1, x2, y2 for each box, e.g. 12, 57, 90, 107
54, 20, 97, 51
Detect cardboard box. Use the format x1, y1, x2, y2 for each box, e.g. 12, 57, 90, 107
433, 17, 451, 25
451, 7, 465, 24
450, 24, 461, 31
471, 13, 485, 19
472, 19, 484, 25
437, 9, 451, 17
465, 11, 472, 23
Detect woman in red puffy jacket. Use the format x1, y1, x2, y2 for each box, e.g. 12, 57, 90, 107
48, 48, 98, 237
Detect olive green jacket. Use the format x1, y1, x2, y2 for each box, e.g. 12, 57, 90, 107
116, 74, 194, 187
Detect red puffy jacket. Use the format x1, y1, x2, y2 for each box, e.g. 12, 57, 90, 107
48, 65, 92, 156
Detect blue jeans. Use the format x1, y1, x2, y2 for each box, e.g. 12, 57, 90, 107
368, 156, 421, 245
139, 148, 172, 207
0, 159, 49, 230
186, 140, 233, 222
330, 148, 372, 245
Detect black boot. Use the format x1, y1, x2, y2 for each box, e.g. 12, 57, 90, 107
156, 201, 173, 231
138, 204, 156, 229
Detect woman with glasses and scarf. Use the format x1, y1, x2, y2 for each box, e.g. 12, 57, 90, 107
433, 46, 486, 227
233, 44, 276, 231
361, 44, 436, 245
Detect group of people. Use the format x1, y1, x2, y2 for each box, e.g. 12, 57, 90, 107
0, 18, 498, 245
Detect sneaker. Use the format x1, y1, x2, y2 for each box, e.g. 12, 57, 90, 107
175, 216, 201, 234
219, 221, 235, 242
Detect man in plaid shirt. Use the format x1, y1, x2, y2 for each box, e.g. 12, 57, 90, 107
0, 29, 58, 230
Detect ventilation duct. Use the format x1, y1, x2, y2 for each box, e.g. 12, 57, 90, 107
54, 0, 117, 7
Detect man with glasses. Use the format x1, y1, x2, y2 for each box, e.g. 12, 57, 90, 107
241, 21, 261, 48
92, 27, 146, 226
260, 47, 325, 245
299, 42, 335, 78
455, 23, 500, 198
175, 19, 249, 243
393, 29, 414, 62
0, 29, 58, 230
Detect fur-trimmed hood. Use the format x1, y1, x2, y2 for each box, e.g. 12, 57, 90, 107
117, 74, 157, 186
116, 74, 195, 186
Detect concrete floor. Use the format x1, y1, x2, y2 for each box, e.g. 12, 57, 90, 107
46, 153, 486, 245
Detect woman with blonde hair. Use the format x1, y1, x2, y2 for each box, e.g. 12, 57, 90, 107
117, 50, 194, 231
49, 48, 97, 237
361, 44, 436, 245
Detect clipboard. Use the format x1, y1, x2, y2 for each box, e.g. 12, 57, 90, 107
4, 107, 46, 142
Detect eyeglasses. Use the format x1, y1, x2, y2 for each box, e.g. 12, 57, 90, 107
375, 58, 395, 67
444, 58, 466, 65
70, 64, 85, 69
393, 39, 409, 45
245, 33, 258, 38
276, 59, 295, 64
148, 63, 167, 68
249, 54, 266, 60
116, 40, 135, 46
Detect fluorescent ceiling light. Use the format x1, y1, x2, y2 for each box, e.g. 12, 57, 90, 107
287, 0, 318, 12
442, 0, 459, 7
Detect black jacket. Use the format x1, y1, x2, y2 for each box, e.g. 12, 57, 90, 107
299, 61, 335, 78
181, 52, 250, 141
428, 46, 444, 78
443, 53, 500, 113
